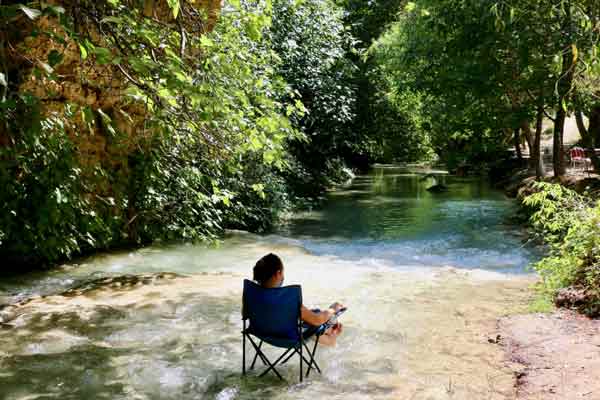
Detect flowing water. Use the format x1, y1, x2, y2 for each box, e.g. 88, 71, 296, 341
0, 166, 539, 400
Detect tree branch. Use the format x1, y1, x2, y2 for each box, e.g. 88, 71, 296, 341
526, 89, 555, 122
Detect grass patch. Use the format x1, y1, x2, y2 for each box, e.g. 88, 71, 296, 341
528, 293, 555, 314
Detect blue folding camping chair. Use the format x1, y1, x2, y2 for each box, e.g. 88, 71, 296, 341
242, 279, 327, 382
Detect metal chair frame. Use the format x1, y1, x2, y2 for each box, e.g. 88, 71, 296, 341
242, 319, 323, 382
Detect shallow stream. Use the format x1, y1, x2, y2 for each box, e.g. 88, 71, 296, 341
0, 166, 539, 399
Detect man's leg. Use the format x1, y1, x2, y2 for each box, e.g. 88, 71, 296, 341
316, 323, 343, 346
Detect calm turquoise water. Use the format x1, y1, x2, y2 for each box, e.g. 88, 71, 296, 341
277, 166, 535, 272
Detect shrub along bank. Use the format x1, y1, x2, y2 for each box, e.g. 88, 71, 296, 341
524, 182, 600, 317
0, 0, 369, 270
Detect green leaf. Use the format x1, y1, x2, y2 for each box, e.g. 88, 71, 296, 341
249, 135, 262, 150
97, 109, 112, 123
200, 36, 214, 48
405, 2, 416, 12
129, 57, 151, 75
78, 44, 88, 60
285, 104, 295, 116
167, 0, 180, 19
55, 188, 64, 204
93, 47, 112, 64
18, 5, 42, 20
263, 150, 276, 164
245, 19, 262, 41
252, 184, 266, 199
48, 50, 63, 67
82, 106, 95, 125
101, 16, 123, 24
43, 5, 65, 15
100, 115, 116, 136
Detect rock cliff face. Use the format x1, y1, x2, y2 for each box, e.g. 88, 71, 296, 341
7, 0, 220, 160
3, 0, 222, 221
15, 12, 135, 173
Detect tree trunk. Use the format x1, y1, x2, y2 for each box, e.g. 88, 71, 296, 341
522, 121, 533, 153
521, 120, 534, 169
143, 0, 155, 17
575, 110, 600, 172
590, 106, 600, 147
553, 106, 567, 177
553, 3, 575, 178
534, 105, 545, 179
513, 127, 522, 162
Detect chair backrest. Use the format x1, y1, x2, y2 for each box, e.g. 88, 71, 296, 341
242, 279, 302, 341
571, 147, 585, 159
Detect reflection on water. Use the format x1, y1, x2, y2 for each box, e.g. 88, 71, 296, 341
278, 166, 536, 272
0, 166, 538, 399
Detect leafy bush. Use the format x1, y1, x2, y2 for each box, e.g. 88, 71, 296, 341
524, 182, 600, 315
0, 0, 301, 267
0, 99, 114, 263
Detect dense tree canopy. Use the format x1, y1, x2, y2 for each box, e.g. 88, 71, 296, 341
375, 0, 600, 174
2, 0, 600, 267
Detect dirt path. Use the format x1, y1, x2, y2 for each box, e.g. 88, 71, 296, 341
499, 310, 600, 400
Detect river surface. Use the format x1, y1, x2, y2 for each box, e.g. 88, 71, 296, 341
0, 166, 539, 399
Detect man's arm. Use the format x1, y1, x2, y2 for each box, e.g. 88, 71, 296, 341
301, 305, 334, 326
301, 304, 345, 326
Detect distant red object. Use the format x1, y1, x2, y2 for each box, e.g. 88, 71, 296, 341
569, 147, 591, 171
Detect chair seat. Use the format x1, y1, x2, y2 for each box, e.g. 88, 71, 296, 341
245, 323, 327, 348
245, 326, 299, 348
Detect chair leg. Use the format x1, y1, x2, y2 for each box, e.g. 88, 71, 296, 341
243, 333, 321, 382
280, 347, 316, 367
258, 348, 292, 380
305, 335, 322, 377
245, 335, 291, 381
250, 340, 263, 370
242, 330, 246, 375
247, 337, 270, 371
281, 348, 296, 365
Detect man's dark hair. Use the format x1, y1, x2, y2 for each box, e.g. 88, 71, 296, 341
253, 253, 283, 285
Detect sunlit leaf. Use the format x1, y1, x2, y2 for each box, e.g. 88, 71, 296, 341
18, 5, 41, 20
39, 61, 54, 74
167, 0, 180, 19
101, 16, 123, 24
79, 44, 88, 60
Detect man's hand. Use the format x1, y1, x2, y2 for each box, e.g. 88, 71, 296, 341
329, 302, 345, 312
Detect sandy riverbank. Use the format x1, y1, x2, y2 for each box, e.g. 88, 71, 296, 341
499, 310, 600, 400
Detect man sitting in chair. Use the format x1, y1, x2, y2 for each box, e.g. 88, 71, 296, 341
253, 253, 344, 346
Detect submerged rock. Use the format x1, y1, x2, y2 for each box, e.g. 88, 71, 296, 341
0, 272, 186, 324
61, 272, 185, 297
426, 184, 449, 193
